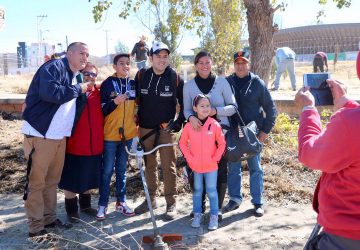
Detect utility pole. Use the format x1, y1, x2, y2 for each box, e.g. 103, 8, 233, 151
36, 15, 47, 67
105, 29, 109, 64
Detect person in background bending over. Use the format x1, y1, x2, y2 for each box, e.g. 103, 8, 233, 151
313, 52, 328, 73
273, 47, 296, 91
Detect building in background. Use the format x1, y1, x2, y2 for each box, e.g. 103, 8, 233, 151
273, 23, 360, 61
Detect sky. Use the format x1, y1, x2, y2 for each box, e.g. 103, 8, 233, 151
0, 0, 359, 57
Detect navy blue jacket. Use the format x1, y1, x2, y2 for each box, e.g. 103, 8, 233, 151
226, 72, 277, 134
22, 57, 82, 136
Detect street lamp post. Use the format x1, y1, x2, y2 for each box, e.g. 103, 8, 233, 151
36, 15, 47, 66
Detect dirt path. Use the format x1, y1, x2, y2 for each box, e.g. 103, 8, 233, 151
0, 193, 317, 249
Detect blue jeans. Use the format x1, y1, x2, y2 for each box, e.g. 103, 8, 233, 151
227, 154, 264, 205
193, 170, 218, 215
274, 59, 296, 90
98, 139, 132, 206
136, 60, 146, 70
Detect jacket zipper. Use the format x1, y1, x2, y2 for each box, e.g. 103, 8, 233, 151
122, 102, 126, 140
87, 99, 94, 155
201, 124, 203, 172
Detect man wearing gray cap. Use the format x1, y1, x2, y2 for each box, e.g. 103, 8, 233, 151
134, 41, 185, 220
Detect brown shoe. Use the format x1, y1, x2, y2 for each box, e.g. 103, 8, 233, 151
45, 219, 73, 230
164, 203, 177, 221
28, 229, 48, 238
134, 199, 157, 215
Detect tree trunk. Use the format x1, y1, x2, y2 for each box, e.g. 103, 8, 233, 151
244, 0, 276, 85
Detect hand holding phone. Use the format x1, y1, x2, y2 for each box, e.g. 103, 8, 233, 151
113, 94, 127, 105
85, 81, 95, 92
303, 73, 333, 106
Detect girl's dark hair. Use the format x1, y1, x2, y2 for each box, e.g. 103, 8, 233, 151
113, 53, 130, 65
193, 93, 210, 107
194, 51, 212, 65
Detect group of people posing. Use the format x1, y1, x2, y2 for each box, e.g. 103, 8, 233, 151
22, 41, 276, 237
21, 40, 360, 249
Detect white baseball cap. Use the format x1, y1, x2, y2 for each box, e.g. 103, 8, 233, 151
150, 41, 170, 55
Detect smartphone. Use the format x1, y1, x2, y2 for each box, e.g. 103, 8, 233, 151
303, 73, 333, 106
124, 91, 131, 99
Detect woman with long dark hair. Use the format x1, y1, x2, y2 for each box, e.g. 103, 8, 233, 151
183, 51, 236, 220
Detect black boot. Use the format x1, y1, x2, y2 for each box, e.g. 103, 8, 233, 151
217, 183, 227, 222
65, 197, 79, 223
79, 193, 97, 216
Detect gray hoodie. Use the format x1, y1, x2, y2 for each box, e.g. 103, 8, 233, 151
183, 75, 236, 126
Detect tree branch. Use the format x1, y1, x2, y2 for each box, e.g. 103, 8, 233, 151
272, 4, 282, 13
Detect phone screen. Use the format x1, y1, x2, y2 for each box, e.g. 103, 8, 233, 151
303, 73, 330, 88
303, 73, 333, 106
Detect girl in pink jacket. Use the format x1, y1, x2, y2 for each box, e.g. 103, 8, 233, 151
179, 94, 226, 230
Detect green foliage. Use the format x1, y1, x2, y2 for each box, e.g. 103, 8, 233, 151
114, 41, 129, 53
170, 52, 183, 71
320, 108, 332, 126
317, 0, 351, 21
271, 113, 299, 148
318, 0, 351, 8
270, 110, 333, 149
90, 0, 206, 58
201, 0, 244, 74
91, 0, 113, 23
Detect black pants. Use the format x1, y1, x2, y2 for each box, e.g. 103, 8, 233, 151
305, 231, 360, 250
313, 57, 324, 73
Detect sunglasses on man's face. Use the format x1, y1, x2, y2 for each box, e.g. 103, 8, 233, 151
83, 72, 97, 78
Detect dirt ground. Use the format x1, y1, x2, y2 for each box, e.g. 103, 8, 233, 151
0, 192, 317, 250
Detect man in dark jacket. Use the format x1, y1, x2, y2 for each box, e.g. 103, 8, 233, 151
223, 51, 277, 217
131, 35, 149, 70
22, 42, 90, 237
133, 41, 185, 220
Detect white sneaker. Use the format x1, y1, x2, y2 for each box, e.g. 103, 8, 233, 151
115, 202, 135, 216
191, 213, 203, 228
96, 206, 107, 221
208, 214, 218, 230
254, 205, 264, 217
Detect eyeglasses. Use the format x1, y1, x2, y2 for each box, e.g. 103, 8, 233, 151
83, 72, 97, 78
